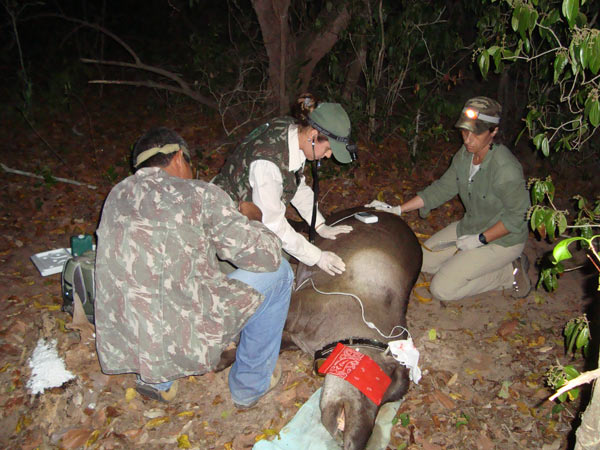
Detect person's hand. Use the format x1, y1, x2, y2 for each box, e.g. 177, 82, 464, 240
456, 234, 483, 251
364, 199, 402, 216
317, 251, 346, 276
239, 201, 262, 222
316, 224, 353, 240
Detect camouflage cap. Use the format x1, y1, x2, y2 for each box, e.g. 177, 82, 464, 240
455, 96, 502, 135
308, 103, 354, 164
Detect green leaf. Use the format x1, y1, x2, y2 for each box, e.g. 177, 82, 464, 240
585, 97, 600, 128
553, 53, 568, 83
533, 133, 545, 149
562, 0, 579, 28
541, 136, 550, 156
563, 365, 580, 379
579, 35, 589, 69
531, 181, 544, 204
590, 36, 600, 75
552, 237, 584, 263
478, 50, 490, 78
498, 380, 512, 398
518, 7, 529, 40
528, 8, 539, 30
544, 180, 555, 201
556, 213, 568, 235
487, 45, 500, 56
511, 10, 520, 33
545, 212, 556, 239
398, 412, 410, 427
567, 387, 580, 401
575, 326, 590, 349
531, 208, 546, 230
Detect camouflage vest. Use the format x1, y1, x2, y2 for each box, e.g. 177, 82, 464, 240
213, 117, 300, 205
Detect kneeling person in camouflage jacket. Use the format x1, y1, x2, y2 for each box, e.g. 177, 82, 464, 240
95, 127, 293, 407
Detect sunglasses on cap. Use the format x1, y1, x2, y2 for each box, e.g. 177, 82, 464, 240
461, 107, 500, 124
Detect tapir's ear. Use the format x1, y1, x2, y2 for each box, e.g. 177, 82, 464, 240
380, 357, 410, 404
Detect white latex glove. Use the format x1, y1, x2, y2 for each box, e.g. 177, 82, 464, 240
456, 234, 484, 251
316, 223, 353, 240
317, 251, 346, 276
364, 199, 402, 216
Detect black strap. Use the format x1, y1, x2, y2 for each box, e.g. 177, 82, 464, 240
308, 159, 319, 243
313, 337, 388, 375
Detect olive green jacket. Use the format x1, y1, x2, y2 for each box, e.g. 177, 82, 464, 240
418, 143, 530, 247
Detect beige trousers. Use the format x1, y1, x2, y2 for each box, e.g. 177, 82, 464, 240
422, 222, 524, 301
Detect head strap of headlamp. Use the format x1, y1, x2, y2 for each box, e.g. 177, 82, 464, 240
307, 117, 358, 161
462, 108, 500, 124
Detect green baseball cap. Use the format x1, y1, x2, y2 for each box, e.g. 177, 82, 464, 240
308, 103, 354, 164
455, 96, 502, 135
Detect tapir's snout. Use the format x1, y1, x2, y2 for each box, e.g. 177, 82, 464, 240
320, 375, 377, 450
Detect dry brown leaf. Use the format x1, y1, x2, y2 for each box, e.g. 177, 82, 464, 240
475, 430, 495, 450
144, 416, 170, 429
497, 319, 518, 338
65, 291, 95, 343
61, 428, 93, 449
431, 390, 456, 409
122, 428, 144, 441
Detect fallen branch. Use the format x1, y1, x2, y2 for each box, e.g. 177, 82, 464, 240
1, 163, 97, 190
80, 58, 218, 110
549, 368, 600, 401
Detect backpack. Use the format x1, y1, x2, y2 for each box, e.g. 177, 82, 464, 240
61, 250, 96, 323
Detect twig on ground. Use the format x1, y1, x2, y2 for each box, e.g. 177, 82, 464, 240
1, 163, 97, 190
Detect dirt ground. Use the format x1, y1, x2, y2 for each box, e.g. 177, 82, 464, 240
0, 91, 597, 449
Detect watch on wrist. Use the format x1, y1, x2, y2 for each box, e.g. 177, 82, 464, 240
478, 233, 488, 245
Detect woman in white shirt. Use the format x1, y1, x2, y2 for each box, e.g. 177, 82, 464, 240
213, 94, 356, 276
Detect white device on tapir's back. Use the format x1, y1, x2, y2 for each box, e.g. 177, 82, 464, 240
354, 212, 378, 224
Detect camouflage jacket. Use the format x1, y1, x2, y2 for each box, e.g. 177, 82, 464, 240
95, 167, 282, 383
212, 117, 300, 204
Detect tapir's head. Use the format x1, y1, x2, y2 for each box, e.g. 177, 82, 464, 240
319, 348, 410, 450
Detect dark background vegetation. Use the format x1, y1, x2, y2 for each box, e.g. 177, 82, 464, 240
0, 0, 599, 449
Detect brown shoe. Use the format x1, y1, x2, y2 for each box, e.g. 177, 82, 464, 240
135, 379, 178, 403
511, 254, 531, 298
234, 362, 282, 410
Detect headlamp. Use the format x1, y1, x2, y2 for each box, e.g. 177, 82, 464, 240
307, 117, 358, 161
462, 107, 500, 124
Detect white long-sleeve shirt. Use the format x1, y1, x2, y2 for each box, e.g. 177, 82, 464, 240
248, 125, 325, 266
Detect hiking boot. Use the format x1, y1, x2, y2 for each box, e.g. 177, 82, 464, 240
511, 254, 531, 298
234, 362, 282, 410
135, 379, 178, 403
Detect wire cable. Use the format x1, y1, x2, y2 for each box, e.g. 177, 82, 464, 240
295, 277, 411, 341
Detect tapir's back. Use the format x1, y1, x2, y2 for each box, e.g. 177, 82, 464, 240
284, 208, 422, 355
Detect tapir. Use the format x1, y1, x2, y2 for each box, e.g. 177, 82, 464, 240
282, 206, 423, 449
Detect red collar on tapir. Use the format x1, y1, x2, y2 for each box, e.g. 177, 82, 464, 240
318, 342, 391, 405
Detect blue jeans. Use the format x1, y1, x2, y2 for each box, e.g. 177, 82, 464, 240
226, 259, 293, 406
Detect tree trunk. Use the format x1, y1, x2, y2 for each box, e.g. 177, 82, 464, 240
296, 4, 351, 94
251, 0, 292, 114
342, 0, 370, 101
574, 355, 600, 450
251, 0, 351, 114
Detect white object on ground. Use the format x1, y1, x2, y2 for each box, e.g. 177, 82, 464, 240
387, 338, 422, 384
27, 339, 75, 395
30, 248, 72, 276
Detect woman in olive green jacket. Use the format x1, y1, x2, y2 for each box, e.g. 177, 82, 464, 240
366, 96, 531, 302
